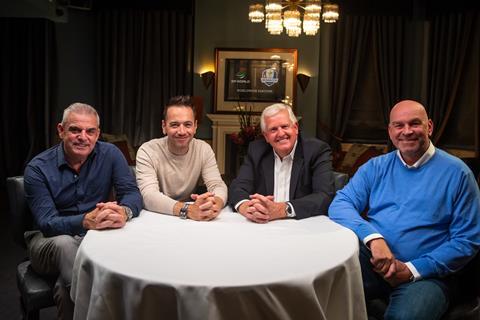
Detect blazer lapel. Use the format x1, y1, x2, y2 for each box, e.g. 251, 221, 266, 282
262, 150, 275, 196
289, 139, 304, 198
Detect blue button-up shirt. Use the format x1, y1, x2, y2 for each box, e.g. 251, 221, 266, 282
24, 141, 142, 237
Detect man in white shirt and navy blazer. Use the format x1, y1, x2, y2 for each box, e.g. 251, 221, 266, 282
228, 103, 335, 223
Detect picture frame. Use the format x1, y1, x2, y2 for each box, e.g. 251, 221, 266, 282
214, 48, 298, 113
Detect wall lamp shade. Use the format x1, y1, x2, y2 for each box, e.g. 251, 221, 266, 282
201, 71, 215, 89
296, 73, 310, 92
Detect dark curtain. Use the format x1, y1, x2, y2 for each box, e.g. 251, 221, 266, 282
372, 16, 406, 126
0, 18, 55, 185
96, 9, 194, 146
327, 16, 371, 148
426, 12, 479, 144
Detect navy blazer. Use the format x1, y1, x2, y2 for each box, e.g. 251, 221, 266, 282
228, 135, 335, 219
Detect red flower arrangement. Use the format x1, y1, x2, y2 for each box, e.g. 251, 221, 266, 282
230, 104, 262, 149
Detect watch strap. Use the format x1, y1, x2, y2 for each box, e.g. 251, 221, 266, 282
179, 203, 190, 219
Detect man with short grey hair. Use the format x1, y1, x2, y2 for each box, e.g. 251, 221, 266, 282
228, 103, 334, 223
24, 102, 142, 319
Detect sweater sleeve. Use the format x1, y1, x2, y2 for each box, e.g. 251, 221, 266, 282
328, 161, 381, 240
409, 171, 480, 278
135, 144, 177, 215
201, 143, 228, 206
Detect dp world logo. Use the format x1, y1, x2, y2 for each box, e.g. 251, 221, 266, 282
235, 71, 247, 79
261, 68, 279, 87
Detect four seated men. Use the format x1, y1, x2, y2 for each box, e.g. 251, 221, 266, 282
22, 97, 480, 319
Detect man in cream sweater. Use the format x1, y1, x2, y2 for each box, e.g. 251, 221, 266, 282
136, 96, 227, 220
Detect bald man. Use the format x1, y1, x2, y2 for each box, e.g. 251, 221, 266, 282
329, 100, 480, 319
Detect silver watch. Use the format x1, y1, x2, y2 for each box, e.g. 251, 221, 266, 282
285, 202, 295, 218
122, 206, 133, 221
179, 203, 190, 219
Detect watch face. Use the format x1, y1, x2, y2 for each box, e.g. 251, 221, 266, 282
286, 204, 293, 217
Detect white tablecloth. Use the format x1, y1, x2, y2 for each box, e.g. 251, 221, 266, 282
71, 208, 366, 320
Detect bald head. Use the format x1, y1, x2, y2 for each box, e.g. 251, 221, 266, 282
390, 100, 428, 124
388, 100, 433, 165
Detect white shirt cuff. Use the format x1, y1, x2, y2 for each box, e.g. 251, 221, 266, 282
405, 262, 422, 281
363, 233, 384, 247
234, 199, 249, 212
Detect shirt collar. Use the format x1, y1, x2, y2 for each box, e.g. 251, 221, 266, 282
396, 142, 435, 169
56, 142, 98, 169
273, 139, 298, 162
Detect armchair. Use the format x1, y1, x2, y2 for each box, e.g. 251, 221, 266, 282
6, 176, 55, 320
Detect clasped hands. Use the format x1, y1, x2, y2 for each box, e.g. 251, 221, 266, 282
83, 201, 127, 230
368, 238, 413, 287
238, 194, 286, 223
183, 192, 223, 221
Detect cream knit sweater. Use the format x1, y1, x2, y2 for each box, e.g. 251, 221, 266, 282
136, 137, 228, 215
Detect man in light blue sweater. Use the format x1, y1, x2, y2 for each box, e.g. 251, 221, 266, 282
329, 100, 480, 319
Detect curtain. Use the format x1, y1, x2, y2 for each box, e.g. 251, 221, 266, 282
327, 16, 371, 148
372, 16, 406, 126
96, 9, 194, 146
0, 18, 55, 184
426, 12, 479, 144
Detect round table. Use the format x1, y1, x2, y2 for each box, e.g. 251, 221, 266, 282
71, 208, 366, 320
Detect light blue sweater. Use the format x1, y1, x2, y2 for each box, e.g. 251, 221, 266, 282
329, 149, 480, 278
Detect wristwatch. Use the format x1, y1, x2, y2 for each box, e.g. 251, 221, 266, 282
285, 202, 296, 218
179, 203, 190, 219
122, 206, 133, 221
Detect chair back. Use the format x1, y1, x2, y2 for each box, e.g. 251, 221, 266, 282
6, 176, 32, 249
333, 171, 349, 191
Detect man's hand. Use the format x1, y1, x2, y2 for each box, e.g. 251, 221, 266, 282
383, 260, 413, 287
238, 194, 285, 223
187, 192, 220, 221
369, 238, 396, 276
82, 201, 127, 230
96, 202, 128, 228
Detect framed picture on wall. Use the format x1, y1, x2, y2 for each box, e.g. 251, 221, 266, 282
214, 48, 298, 113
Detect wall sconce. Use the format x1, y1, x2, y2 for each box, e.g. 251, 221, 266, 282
296, 73, 310, 92
201, 71, 215, 89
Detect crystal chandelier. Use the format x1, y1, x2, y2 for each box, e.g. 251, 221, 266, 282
248, 0, 339, 37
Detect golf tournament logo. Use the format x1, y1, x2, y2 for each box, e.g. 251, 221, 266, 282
235, 71, 247, 79
261, 68, 279, 87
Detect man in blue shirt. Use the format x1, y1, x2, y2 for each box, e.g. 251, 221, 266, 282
329, 100, 480, 319
24, 102, 142, 320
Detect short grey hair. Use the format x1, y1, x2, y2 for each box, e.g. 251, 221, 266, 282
260, 103, 297, 132
62, 103, 100, 127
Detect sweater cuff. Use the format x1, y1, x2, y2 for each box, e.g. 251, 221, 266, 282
405, 262, 422, 281
409, 257, 436, 278
363, 233, 383, 247
356, 224, 381, 242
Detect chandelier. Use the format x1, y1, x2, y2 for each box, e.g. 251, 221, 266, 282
248, 0, 339, 37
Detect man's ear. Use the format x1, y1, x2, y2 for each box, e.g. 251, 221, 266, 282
57, 123, 65, 139
162, 120, 166, 135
